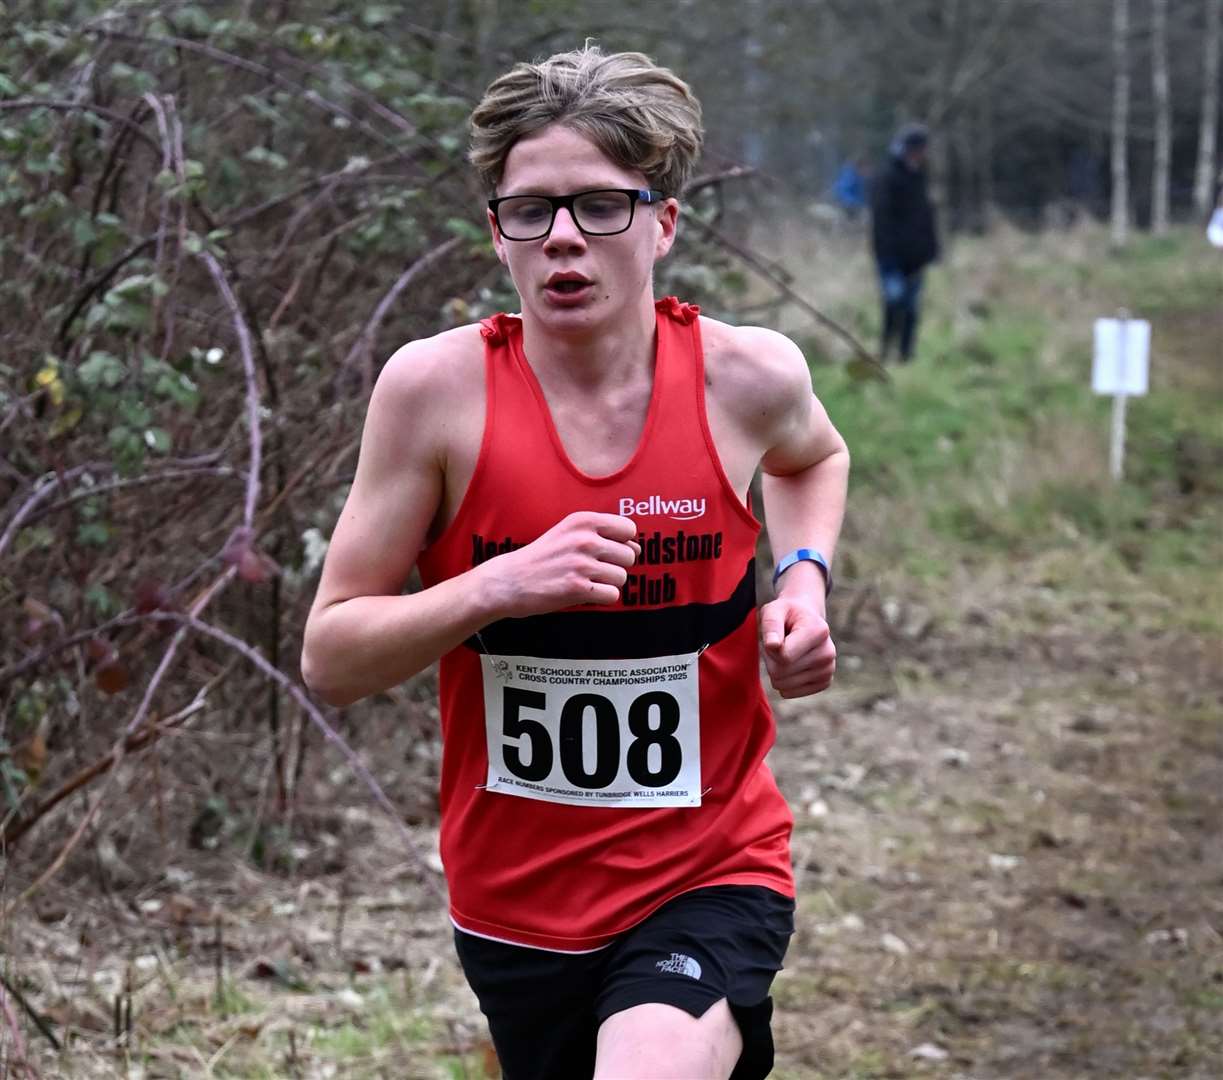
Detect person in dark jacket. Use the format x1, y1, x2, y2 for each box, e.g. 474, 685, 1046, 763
871, 123, 939, 362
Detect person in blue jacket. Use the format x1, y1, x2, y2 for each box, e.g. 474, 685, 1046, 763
870, 124, 939, 362
832, 156, 869, 221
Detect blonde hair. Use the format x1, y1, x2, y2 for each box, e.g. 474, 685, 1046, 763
469, 46, 703, 197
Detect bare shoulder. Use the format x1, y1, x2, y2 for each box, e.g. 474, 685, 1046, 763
700, 316, 813, 432
376, 323, 485, 413
366, 323, 486, 459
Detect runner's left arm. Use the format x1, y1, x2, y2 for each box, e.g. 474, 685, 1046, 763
754, 333, 850, 697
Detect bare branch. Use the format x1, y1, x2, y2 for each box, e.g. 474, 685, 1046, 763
58, 234, 158, 347
0, 681, 216, 848
2, 570, 234, 918
144, 610, 445, 901
0, 98, 160, 156
223, 155, 400, 230
87, 29, 413, 159
20, 465, 242, 529
0, 463, 104, 560
0, 982, 32, 1074
0, 967, 59, 1055
682, 215, 887, 377
684, 166, 758, 197
198, 252, 261, 531
340, 237, 466, 395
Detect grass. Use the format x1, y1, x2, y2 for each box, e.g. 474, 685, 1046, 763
785, 222, 1223, 632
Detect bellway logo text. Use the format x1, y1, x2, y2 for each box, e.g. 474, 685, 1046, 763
618, 495, 706, 521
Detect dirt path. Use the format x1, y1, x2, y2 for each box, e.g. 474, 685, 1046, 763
767, 581, 1223, 1078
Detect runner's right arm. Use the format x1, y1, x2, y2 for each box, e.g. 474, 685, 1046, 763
301, 334, 637, 707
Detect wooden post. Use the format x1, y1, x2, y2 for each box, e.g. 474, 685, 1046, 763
1110, 311, 1130, 481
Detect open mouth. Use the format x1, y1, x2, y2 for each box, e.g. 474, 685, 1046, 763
545, 273, 593, 297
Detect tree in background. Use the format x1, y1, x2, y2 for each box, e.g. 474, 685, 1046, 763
1192, 0, 1222, 217
1112, 0, 1132, 246
1150, 0, 1171, 235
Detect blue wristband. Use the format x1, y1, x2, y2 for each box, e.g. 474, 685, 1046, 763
772, 548, 832, 595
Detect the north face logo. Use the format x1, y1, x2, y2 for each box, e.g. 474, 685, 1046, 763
655, 952, 702, 980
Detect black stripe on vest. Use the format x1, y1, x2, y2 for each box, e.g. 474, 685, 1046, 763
464, 559, 757, 660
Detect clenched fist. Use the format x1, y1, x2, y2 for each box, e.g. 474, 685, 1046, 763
476, 511, 640, 619
759, 594, 836, 698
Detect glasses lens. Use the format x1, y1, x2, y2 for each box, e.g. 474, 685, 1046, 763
497, 196, 555, 240
572, 190, 633, 235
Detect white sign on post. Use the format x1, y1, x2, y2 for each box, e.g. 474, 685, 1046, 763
1092, 317, 1150, 396
1092, 315, 1151, 481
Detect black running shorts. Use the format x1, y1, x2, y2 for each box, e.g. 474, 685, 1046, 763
453, 884, 795, 1080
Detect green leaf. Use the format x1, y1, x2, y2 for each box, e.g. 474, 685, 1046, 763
173, 5, 213, 36
49, 404, 84, 438
77, 351, 125, 389
71, 216, 97, 247
119, 399, 152, 427
0, 74, 19, 98
241, 94, 285, 127
76, 522, 111, 546
84, 583, 117, 616
26, 152, 65, 177
107, 426, 146, 472
244, 146, 288, 170
445, 217, 489, 244
362, 6, 393, 27
155, 370, 200, 409
16, 526, 55, 554
110, 274, 167, 299
107, 301, 151, 332
107, 62, 154, 91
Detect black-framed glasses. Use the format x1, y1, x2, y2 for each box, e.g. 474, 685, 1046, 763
488, 188, 666, 241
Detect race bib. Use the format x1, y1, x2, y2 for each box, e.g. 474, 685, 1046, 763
480, 653, 701, 808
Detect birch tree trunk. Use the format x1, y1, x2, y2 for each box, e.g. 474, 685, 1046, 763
1192, 0, 1222, 216
474, 0, 499, 89
740, 0, 767, 170
928, 0, 966, 213
1150, 0, 1171, 234
1111, 0, 1131, 247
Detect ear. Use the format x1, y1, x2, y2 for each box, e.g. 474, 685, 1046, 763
488, 208, 509, 266
653, 197, 679, 260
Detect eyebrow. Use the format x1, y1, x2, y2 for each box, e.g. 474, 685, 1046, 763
497, 184, 635, 198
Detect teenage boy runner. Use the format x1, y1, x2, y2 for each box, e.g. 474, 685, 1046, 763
302, 47, 849, 1080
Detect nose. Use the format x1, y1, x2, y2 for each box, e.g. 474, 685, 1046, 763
543, 206, 586, 252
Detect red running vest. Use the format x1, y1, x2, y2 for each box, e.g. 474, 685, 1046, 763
417, 297, 794, 951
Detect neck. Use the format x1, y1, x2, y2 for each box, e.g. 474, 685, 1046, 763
519, 292, 658, 390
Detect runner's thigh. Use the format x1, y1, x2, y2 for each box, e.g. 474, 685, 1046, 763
594, 885, 795, 1080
